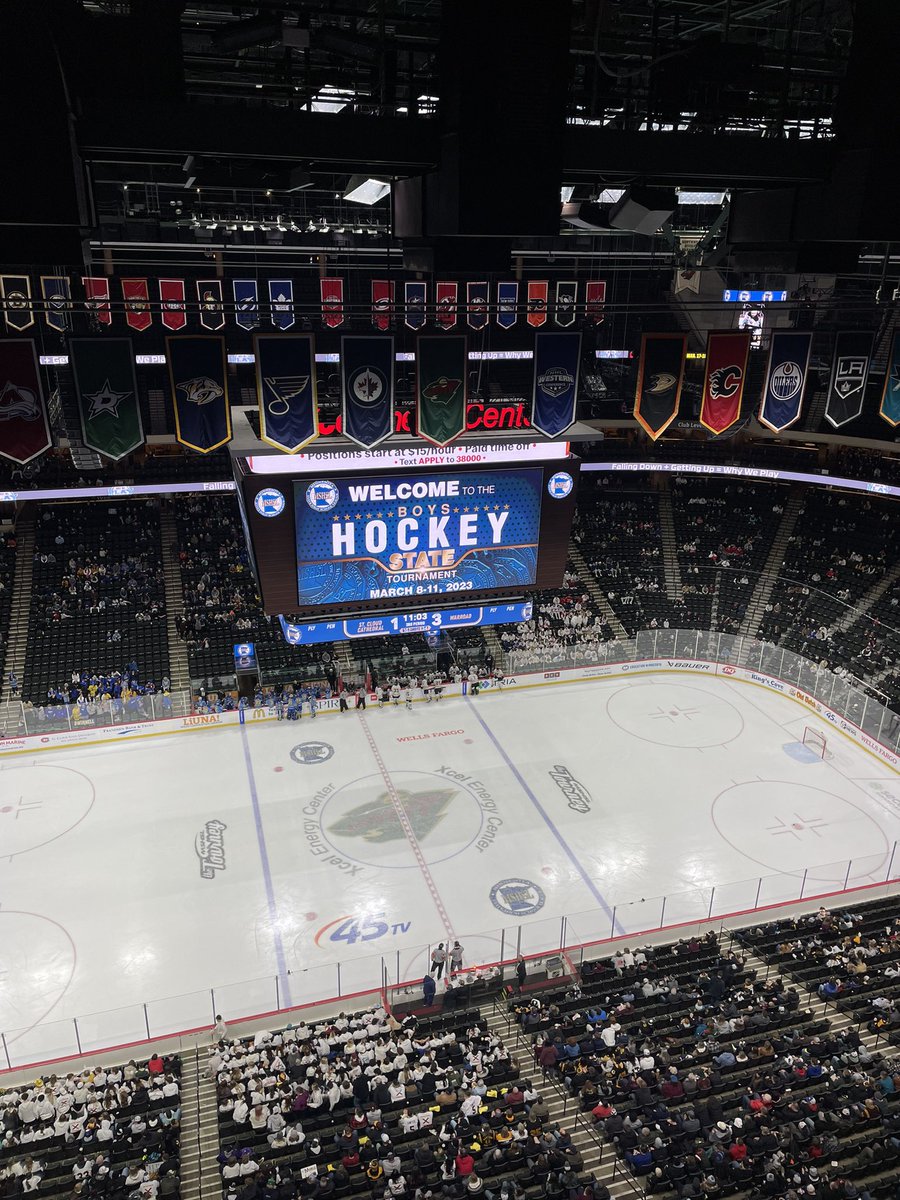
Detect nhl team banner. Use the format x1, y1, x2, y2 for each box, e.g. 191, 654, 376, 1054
416, 334, 468, 446
70, 337, 144, 461
700, 331, 751, 435
526, 280, 549, 328
0, 276, 34, 332
121, 278, 151, 332
0, 338, 51, 464
467, 281, 489, 330
341, 335, 394, 448
531, 331, 582, 437
254, 332, 318, 452
320, 277, 344, 328
633, 333, 686, 440
554, 281, 577, 327
825, 329, 874, 428
404, 281, 427, 330
82, 277, 111, 326
159, 279, 187, 331
435, 281, 458, 330
268, 279, 295, 330
585, 280, 606, 325
372, 280, 394, 331
758, 330, 813, 433
197, 280, 225, 331
233, 280, 259, 331
166, 335, 232, 453
41, 275, 71, 332
879, 331, 900, 427
497, 282, 518, 329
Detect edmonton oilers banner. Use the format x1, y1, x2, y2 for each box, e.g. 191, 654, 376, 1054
879, 331, 900, 427
467, 281, 489, 330
416, 334, 468, 446
268, 279, 294, 329
633, 333, 686, 440
497, 282, 518, 329
531, 331, 581, 437
404, 281, 427, 330
341, 335, 394, 448
254, 332, 318, 452
0, 338, 51, 464
825, 329, 874, 428
233, 280, 260, 330
758, 330, 812, 432
166, 335, 232, 453
700, 331, 751, 435
70, 337, 144, 461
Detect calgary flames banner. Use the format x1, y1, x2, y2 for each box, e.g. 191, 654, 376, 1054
0, 338, 52, 464
416, 334, 468, 446
699, 331, 751, 435
633, 333, 686, 440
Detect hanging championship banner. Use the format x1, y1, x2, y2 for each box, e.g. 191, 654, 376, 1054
82, 277, 111, 326
254, 332, 318, 453
497, 282, 518, 329
233, 280, 259, 331
320, 277, 344, 328
435, 282, 458, 330
197, 280, 225, 331
879, 331, 900, 427
585, 280, 606, 325
0, 276, 34, 332
166, 336, 232, 453
268, 279, 295, 330
531, 331, 582, 437
526, 280, 549, 328
341, 335, 394, 448
416, 334, 468, 446
633, 333, 686, 440
554, 281, 577, 327
825, 329, 874, 428
372, 280, 394, 331
467, 281, 489, 330
700, 331, 751, 435
758, 330, 813, 433
404, 281, 427, 330
121, 278, 151, 332
158, 279, 187, 331
41, 275, 71, 332
70, 337, 144, 461
0, 339, 51, 464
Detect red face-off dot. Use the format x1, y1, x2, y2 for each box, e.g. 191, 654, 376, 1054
274, 766, 284, 772
306, 912, 318, 921
541, 866, 553, 876
464, 738, 473, 744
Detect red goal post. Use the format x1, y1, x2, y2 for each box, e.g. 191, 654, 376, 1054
802, 726, 828, 759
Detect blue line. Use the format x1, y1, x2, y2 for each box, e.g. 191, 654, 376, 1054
465, 698, 626, 937
239, 724, 293, 1007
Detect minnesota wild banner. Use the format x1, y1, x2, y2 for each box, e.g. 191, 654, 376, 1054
416, 334, 468, 446
700, 331, 751, 435
254, 332, 318, 452
0, 338, 51, 464
0, 276, 34, 331
167, 335, 232, 453
633, 333, 686, 440
758, 330, 812, 432
41, 275, 71, 332
879, 331, 900, 427
70, 337, 144, 461
532, 331, 581, 437
341, 335, 394, 448
825, 329, 874, 428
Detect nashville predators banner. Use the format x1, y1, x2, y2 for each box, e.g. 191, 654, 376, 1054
825, 329, 874, 428
554, 281, 577, 327
268, 279, 294, 330
0, 338, 51, 464
879, 331, 900, 427
82, 277, 112, 326
466, 281, 489, 330
700, 331, 751, 435
254, 332, 318, 452
531, 331, 581, 437
159, 279, 187, 331
435, 282, 458, 330
341, 335, 394, 448
0, 276, 34, 332
416, 334, 468, 446
526, 280, 548, 328
197, 280, 225, 331
41, 275, 71, 332
121, 278, 151, 332
404, 281, 427, 330
758, 330, 812, 433
167, 335, 232, 453
633, 333, 686, 440
372, 280, 394, 331
320, 277, 344, 328
70, 337, 144, 461
233, 280, 260, 331
497, 282, 518, 329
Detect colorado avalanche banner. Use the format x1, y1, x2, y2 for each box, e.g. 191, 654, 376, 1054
371, 280, 394, 331
436, 282, 458, 330
197, 280, 225, 331
82, 277, 111, 325
526, 280, 549, 328
0, 276, 34, 331
879, 331, 900, 427
585, 280, 606, 325
121, 278, 151, 332
233, 280, 259, 331
416, 334, 468, 446
758, 330, 812, 433
825, 330, 874, 428
320, 277, 344, 328
41, 275, 71, 332
700, 331, 751, 435
467, 281, 489, 330
159, 279, 187, 331
268, 279, 295, 330
497, 282, 518, 329
531, 331, 582, 437
166, 335, 232, 453
254, 332, 318, 452
633, 333, 686, 440
554, 281, 577, 327
404, 281, 427, 330
341, 335, 394, 448
70, 337, 144, 461
0, 339, 51, 464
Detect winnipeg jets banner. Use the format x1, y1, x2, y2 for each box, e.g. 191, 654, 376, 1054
159, 279, 187, 331
633, 333, 686, 440
404, 281, 427, 330
254, 332, 319, 453
233, 280, 260, 331
166, 335, 232, 454
294, 467, 543, 605
554, 281, 577, 327
585, 280, 606, 325
879, 331, 900, 427
526, 280, 548, 328
372, 280, 394, 331
82, 277, 111, 326
268, 279, 294, 330
758, 330, 812, 433
41, 275, 71, 332
531, 331, 581, 437
341, 335, 394, 448
70, 337, 144, 461
0, 339, 51, 464
197, 280, 225, 331
0, 276, 34, 332
121, 278, 151, 332
699, 331, 751, 435
320, 277, 344, 328
436, 282, 458, 330
825, 330, 874, 428
497, 282, 518, 329
467, 281, 489, 330
416, 334, 468, 446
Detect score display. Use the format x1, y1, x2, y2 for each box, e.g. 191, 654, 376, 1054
279, 602, 533, 646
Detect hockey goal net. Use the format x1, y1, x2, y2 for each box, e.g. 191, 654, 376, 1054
802, 726, 828, 760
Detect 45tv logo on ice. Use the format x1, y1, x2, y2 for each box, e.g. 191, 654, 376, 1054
314, 912, 412, 948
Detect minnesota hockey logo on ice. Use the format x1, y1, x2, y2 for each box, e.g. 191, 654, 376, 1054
328, 787, 456, 844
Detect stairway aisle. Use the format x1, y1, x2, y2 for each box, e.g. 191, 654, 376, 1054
568, 541, 628, 639
159, 506, 191, 695
657, 479, 683, 605
179, 1047, 223, 1200
836, 559, 900, 634
738, 485, 806, 636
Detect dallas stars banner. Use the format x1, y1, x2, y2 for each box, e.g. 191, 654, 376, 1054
879, 331, 900, 427
554, 281, 577, 327
82, 277, 112, 326
825, 329, 874, 428
197, 280, 225, 331
526, 280, 548, 328
758, 330, 812, 433
166, 335, 232, 454
41, 275, 71, 332
70, 337, 144, 461
633, 333, 686, 440
233, 280, 259, 330
531, 331, 581, 437
416, 334, 468, 446
121, 278, 151, 332
467, 281, 489, 330
700, 331, 751, 435
0, 338, 51, 464
268, 279, 294, 329
497, 282, 518, 329
341, 335, 394, 448
254, 333, 319, 453
159, 279, 187, 331
404, 281, 427, 330
0, 276, 34, 331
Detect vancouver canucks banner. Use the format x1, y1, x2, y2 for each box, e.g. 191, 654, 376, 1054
121, 278, 151, 332
526, 280, 548, 328
166, 335, 232, 453
497, 282, 518, 329
233, 280, 259, 331
531, 331, 581, 437
404, 281, 427, 330
825, 329, 874, 428
416, 334, 468, 446
320, 277, 344, 328
197, 280, 225, 331
268, 279, 295, 330
879, 331, 900, 427
435, 282, 458, 330
254, 332, 319, 452
585, 280, 606, 324
82, 277, 111, 325
372, 280, 394, 331
41, 275, 71, 332
633, 333, 686, 440
0, 276, 34, 332
0, 339, 51, 464
758, 330, 812, 433
159, 279, 187, 331
467, 281, 489, 330
70, 337, 144, 461
700, 331, 751, 435
554, 281, 577, 327
341, 335, 394, 448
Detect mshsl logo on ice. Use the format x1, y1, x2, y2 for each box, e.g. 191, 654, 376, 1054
306, 479, 340, 512
254, 487, 286, 517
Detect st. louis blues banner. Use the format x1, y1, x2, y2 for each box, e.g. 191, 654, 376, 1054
166, 335, 232, 453
526, 280, 549, 328
121, 278, 151, 332
341, 335, 394, 449
758, 330, 812, 433
633, 333, 686, 440
532, 331, 581, 437
254, 332, 318, 452
554, 281, 577, 327
879, 331, 900, 427
0, 276, 34, 332
435, 282, 458, 330
233, 280, 259, 331
197, 280, 225, 331
320, 277, 344, 328
416, 334, 468, 446
70, 337, 144, 461
585, 280, 606, 324
0, 339, 51, 464
467, 281, 489, 330
404, 281, 427, 330
372, 280, 394, 331
497, 282, 518, 329
159, 279, 187, 331
825, 329, 874, 428
700, 331, 751, 435
268, 280, 295, 330
82, 277, 111, 325
41, 275, 71, 332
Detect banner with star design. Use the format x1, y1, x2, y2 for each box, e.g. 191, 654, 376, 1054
166, 335, 232, 453
416, 334, 468, 446
0, 338, 51, 465
879, 331, 900, 427
70, 337, 144, 461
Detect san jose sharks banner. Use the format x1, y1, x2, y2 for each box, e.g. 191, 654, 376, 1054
82, 277, 111, 326
435, 281, 458, 329
467, 281, 489, 330
159, 279, 187, 331
0, 339, 51, 464
758, 330, 812, 433
167, 335, 232, 453
372, 280, 394, 331
404, 281, 427, 330
268, 279, 294, 330
633, 333, 686, 440
41, 275, 71, 332
526, 280, 548, 328
825, 329, 874, 428
497, 282, 518, 329
233, 280, 259, 331
416, 334, 468, 446
121, 278, 151, 332
879, 331, 900, 427
531, 331, 581, 437
554, 281, 577, 327
0, 276, 34, 332
585, 280, 606, 324
70, 337, 144, 461
320, 277, 344, 328
197, 280, 225, 331
700, 331, 751, 435
341, 335, 394, 448
254, 332, 318, 452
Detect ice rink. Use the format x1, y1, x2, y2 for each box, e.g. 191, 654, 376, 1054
2, 672, 899, 1064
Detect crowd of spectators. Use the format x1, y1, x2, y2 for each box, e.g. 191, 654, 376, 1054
500, 566, 611, 664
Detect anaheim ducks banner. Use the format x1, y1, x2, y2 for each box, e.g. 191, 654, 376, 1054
70, 337, 144, 461
825, 329, 874, 428
758, 330, 812, 433
531, 331, 581, 437
0, 339, 51, 464
416, 334, 468, 446
0, 276, 33, 332
880, 331, 900, 427
166, 335, 232, 453
254, 332, 318, 452
320, 277, 344, 328
633, 333, 686, 440
341, 335, 394, 448
699, 331, 751, 435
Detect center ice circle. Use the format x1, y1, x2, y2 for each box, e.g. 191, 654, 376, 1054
605, 682, 743, 747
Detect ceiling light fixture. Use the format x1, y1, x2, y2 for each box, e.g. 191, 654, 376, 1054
344, 175, 391, 205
